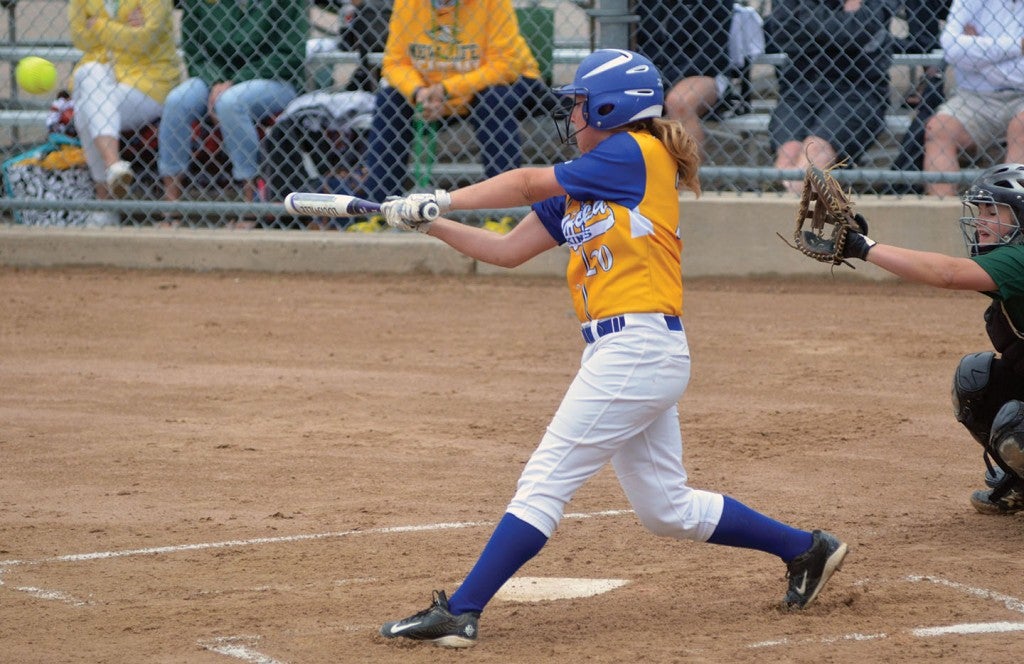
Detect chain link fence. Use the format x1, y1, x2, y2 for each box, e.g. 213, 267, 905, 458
0, 0, 1010, 229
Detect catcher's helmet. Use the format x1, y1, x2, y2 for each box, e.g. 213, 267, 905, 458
553, 49, 663, 143
959, 163, 1024, 256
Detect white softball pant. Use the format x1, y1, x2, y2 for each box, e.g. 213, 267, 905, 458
506, 313, 724, 539
72, 62, 163, 182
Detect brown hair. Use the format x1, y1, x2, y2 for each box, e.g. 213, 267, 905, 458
626, 118, 702, 197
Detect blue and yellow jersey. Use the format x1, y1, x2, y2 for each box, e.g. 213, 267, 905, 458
532, 131, 683, 323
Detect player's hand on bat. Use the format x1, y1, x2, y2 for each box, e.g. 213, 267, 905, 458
413, 190, 451, 215
382, 196, 433, 233
381, 190, 451, 232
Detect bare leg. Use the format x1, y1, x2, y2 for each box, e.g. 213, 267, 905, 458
162, 174, 183, 202
778, 137, 838, 195
801, 137, 838, 171
1005, 111, 1024, 164
94, 135, 120, 171
924, 113, 973, 198
663, 76, 719, 161
775, 140, 805, 194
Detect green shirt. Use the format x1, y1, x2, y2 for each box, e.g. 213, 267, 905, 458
972, 245, 1024, 330
180, 0, 307, 91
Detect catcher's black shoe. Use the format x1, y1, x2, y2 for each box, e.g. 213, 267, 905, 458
380, 590, 479, 648
970, 486, 1024, 515
783, 529, 848, 610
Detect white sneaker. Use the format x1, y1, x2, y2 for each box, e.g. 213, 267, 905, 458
86, 211, 120, 227
105, 160, 133, 198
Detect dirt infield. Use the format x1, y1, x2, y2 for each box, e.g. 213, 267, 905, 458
2, 266, 1023, 663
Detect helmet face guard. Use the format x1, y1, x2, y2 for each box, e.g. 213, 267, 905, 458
959, 195, 1022, 256
553, 94, 583, 145
551, 49, 664, 145
958, 164, 1024, 256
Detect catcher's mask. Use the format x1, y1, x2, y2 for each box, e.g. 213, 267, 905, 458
959, 163, 1024, 256
552, 49, 664, 145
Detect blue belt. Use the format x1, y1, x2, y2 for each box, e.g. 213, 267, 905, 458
581, 314, 683, 343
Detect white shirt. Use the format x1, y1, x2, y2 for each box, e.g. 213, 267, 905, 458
942, 0, 1024, 92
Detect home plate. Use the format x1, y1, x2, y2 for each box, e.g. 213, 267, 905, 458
494, 577, 630, 602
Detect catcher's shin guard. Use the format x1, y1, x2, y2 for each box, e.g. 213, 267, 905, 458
990, 400, 1024, 477
952, 352, 997, 446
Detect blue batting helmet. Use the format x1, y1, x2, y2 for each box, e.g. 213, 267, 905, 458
555, 49, 664, 130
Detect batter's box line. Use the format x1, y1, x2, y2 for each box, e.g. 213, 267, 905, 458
748, 574, 1024, 649
0, 509, 635, 568
905, 574, 1024, 614
198, 635, 282, 664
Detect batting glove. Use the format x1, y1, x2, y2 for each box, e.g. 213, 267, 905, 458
401, 190, 451, 219
381, 197, 433, 233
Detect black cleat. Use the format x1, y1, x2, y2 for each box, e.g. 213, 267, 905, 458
970, 487, 1024, 515
380, 590, 479, 648
783, 529, 848, 610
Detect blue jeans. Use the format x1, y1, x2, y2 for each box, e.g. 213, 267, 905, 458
157, 77, 297, 182
361, 77, 549, 201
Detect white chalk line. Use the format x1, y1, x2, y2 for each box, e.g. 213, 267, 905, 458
0, 511, 633, 663
6, 513, 1021, 655
906, 574, 1024, 614
911, 621, 1024, 637
199, 636, 282, 664
13, 586, 92, 606
748, 574, 1024, 649
0, 509, 633, 568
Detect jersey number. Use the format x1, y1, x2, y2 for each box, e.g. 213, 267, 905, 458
581, 244, 613, 276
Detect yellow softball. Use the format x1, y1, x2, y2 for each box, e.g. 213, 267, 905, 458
16, 56, 57, 95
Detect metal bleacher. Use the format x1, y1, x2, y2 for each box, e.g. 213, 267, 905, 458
701, 50, 945, 177
0, 2, 951, 193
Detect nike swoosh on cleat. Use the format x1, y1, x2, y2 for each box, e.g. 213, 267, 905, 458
389, 621, 423, 635
794, 573, 808, 595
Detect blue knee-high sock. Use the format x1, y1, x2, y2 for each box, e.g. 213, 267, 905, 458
447, 513, 548, 615
706, 495, 813, 562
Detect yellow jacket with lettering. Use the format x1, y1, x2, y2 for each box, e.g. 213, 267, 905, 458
69, 0, 181, 103
382, 0, 541, 116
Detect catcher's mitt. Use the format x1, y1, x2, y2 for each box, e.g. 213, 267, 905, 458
785, 163, 867, 267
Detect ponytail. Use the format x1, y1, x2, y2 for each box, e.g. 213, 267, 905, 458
648, 117, 701, 197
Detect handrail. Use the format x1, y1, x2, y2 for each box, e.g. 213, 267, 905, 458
0, 44, 945, 68
750, 50, 944, 68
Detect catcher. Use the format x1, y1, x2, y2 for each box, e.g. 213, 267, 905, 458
790, 162, 1024, 514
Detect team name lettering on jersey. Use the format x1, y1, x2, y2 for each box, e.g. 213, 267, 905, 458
561, 200, 614, 249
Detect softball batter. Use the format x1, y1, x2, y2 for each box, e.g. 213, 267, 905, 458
378, 49, 848, 648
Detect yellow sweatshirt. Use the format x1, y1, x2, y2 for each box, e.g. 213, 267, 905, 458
382, 0, 541, 116
69, 0, 181, 104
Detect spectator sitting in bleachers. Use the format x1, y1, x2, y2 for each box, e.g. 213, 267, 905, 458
896, 0, 951, 56
634, 0, 733, 162
69, 0, 180, 227
887, 0, 950, 192
336, 0, 392, 92
157, 0, 306, 226
765, 0, 894, 194
354, 0, 549, 233
923, 0, 1024, 198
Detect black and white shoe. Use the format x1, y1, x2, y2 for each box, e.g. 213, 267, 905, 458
783, 529, 848, 610
380, 590, 479, 648
970, 486, 1024, 515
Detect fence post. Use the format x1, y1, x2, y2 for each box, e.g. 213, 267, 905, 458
590, 0, 634, 50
